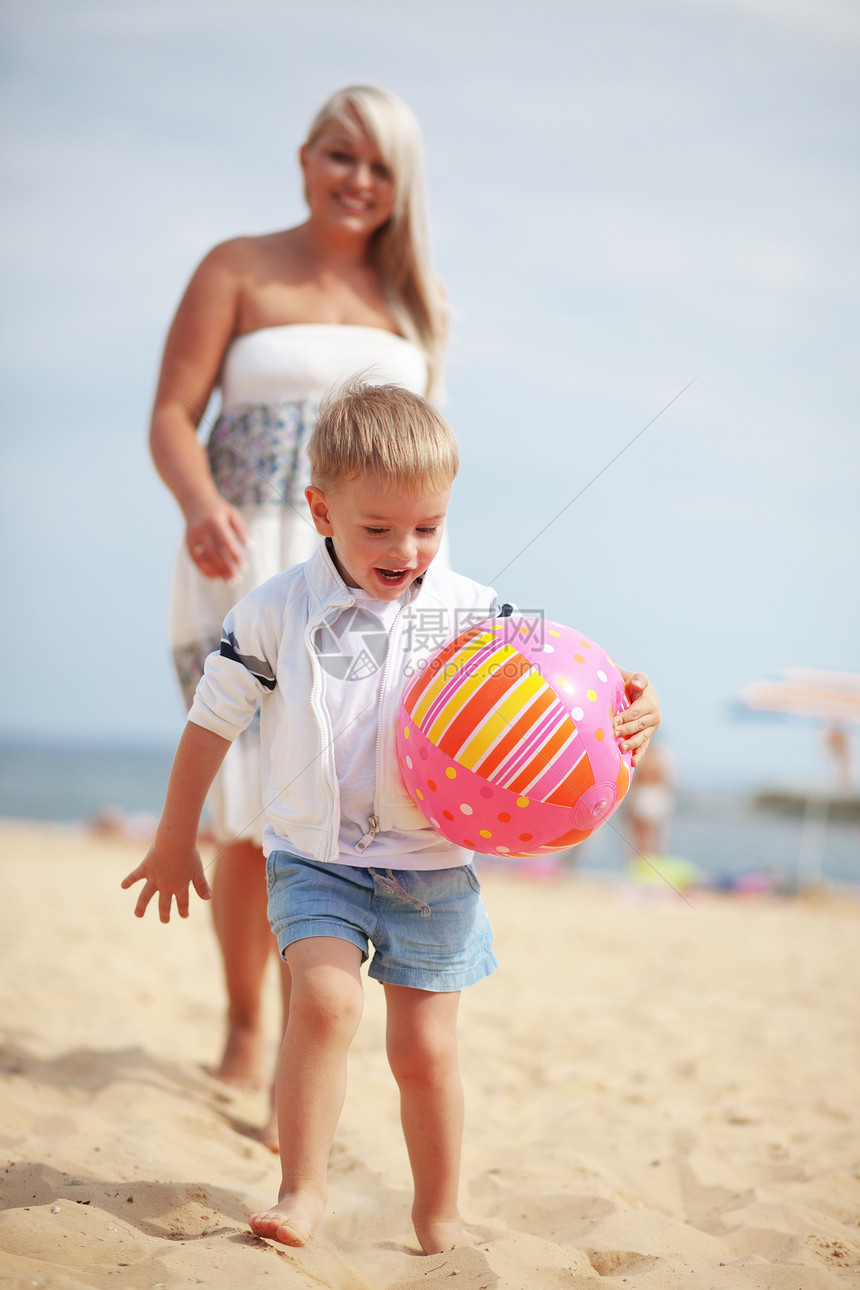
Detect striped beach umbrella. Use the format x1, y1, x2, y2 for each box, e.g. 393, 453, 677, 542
740, 668, 860, 725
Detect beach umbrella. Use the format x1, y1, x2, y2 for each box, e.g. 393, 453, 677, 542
740, 668, 860, 726
738, 668, 860, 885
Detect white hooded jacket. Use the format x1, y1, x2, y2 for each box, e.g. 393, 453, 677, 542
189, 540, 499, 864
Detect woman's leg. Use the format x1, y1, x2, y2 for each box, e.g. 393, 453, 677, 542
250, 936, 364, 1247
210, 839, 274, 1085
384, 985, 472, 1255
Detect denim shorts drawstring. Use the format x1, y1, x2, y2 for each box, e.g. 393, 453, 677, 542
368, 868, 431, 917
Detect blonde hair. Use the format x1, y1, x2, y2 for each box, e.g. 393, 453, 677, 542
305, 86, 448, 401
308, 382, 458, 492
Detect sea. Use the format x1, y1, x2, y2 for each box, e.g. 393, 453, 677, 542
1, 738, 858, 892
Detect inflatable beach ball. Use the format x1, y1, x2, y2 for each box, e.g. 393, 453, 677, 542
396, 616, 635, 858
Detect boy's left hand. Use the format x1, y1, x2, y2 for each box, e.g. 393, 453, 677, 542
614, 671, 661, 765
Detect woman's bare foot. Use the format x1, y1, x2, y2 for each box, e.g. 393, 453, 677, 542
214, 1022, 266, 1088
249, 1190, 326, 1247
413, 1210, 474, 1256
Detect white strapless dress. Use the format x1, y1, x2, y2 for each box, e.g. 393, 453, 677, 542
169, 323, 429, 843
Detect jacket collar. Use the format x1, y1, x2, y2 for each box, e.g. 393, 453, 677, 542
305, 538, 434, 619
304, 540, 354, 618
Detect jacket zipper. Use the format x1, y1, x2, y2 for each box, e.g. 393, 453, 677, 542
307, 599, 352, 859
356, 814, 379, 851
354, 594, 412, 853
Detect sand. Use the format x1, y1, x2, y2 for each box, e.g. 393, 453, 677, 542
1, 819, 859, 1290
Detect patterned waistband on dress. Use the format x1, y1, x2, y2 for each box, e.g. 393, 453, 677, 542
207, 399, 318, 508
173, 634, 221, 710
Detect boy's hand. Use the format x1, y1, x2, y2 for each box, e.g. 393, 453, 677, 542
614, 671, 661, 766
121, 838, 212, 922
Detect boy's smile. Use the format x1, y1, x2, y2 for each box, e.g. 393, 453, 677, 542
306, 472, 451, 601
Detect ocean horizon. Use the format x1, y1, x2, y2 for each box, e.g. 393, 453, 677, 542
1, 736, 857, 890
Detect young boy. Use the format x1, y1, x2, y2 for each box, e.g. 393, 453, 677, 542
123, 383, 659, 1255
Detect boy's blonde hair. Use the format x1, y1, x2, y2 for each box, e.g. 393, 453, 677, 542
308, 382, 459, 493
304, 86, 448, 401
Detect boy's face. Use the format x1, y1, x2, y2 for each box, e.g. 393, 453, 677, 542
305, 472, 451, 601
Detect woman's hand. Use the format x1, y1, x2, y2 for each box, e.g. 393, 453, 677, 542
614, 670, 661, 766
185, 497, 251, 583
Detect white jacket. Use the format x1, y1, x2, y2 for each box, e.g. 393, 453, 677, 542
189, 541, 499, 863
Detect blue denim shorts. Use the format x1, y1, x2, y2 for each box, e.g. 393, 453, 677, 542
266, 852, 498, 992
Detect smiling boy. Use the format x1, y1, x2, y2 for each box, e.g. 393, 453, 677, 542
123, 382, 661, 1255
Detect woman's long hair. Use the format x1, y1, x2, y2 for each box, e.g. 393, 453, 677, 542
305, 86, 448, 401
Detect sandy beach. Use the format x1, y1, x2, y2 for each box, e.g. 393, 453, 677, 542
1, 819, 858, 1289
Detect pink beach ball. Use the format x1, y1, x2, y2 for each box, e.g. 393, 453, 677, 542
396, 615, 635, 859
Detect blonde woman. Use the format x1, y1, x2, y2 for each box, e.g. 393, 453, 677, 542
149, 84, 664, 1157
149, 86, 446, 1145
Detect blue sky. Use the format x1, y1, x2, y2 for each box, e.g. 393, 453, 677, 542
1, 0, 858, 791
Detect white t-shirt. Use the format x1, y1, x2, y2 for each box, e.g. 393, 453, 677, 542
309, 587, 465, 868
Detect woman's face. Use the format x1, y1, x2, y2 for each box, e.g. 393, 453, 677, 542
300, 116, 396, 238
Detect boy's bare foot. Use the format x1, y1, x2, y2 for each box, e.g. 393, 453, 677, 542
249, 1191, 326, 1247
213, 1022, 265, 1088
413, 1210, 474, 1256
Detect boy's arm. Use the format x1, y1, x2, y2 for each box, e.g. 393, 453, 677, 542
613, 670, 661, 765
121, 721, 231, 922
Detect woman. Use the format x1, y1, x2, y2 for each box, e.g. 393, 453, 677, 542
150, 86, 446, 1146
150, 84, 662, 1150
